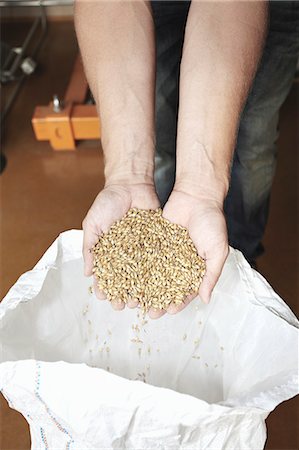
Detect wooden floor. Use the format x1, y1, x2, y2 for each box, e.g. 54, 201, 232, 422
0, 21, 298, 450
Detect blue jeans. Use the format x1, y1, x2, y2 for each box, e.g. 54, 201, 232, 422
151, 0, 299, 264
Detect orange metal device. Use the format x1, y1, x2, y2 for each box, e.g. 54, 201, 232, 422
32, 54, 100, 150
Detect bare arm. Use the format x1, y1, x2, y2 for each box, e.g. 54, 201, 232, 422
176, 0, 268, 200
74, 0, 156, 186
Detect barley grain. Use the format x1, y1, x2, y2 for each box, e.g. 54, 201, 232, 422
92, 208, 206, 312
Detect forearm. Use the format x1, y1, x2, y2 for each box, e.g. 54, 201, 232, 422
175, 0, 268, 203
74, 0, 156, 186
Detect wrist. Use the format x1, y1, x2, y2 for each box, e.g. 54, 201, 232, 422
173, 175, 229, 207
175, 142, 232, 205
102, 133, 155, 186
105, 170, 154, 188
104, 157, 155, 187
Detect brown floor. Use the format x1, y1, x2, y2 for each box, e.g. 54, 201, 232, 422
0, 21, 298, 450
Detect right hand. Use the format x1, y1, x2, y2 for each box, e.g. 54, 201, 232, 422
82, 183, 160, 310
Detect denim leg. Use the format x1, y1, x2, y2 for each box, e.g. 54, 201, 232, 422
225, 1, 299, 263
151, 1, 190, 206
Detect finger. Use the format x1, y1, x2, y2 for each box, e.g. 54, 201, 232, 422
93, 278, 106, 300
198, 250, 228, 304
110, 299, 125, 311
82, 221, 101, 277
127, 298, 139, 309
166, 292, 197, 315
148, 307, 166, 320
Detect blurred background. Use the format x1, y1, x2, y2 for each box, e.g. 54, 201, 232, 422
0, 2, 298, 449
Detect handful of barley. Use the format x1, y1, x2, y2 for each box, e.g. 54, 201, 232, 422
92, 208, 206, 312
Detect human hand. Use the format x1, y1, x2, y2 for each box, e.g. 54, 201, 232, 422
148, 189, 228, 319
82, 183, 160, 309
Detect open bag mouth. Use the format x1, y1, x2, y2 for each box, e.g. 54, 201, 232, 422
0, 230, 298, 449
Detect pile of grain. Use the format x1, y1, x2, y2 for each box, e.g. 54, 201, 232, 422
92, 208, 205, 312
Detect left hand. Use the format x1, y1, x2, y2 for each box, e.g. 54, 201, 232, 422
148, 189, 229, 319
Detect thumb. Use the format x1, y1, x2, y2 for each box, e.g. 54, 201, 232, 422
82, 223, 100, 277
198, 249, 228, 304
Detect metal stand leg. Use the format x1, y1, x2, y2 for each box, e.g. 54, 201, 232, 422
0, 5, 48, 125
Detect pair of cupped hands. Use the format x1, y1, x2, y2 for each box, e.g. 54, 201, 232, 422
82, 182, 228, 319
